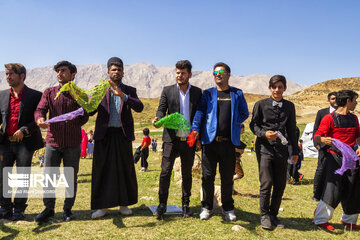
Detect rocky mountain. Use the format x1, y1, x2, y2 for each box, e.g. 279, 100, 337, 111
0, 62, 306, 97
287, 77, 360, 123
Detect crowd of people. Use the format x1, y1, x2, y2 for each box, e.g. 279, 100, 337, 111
0, 58, 358, 232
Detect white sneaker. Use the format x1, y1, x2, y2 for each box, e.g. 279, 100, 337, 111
199, 208, 212, 220
141, 167, 146, 171
91, 209, 109, 219
222, 209, 236, 221
119, 206, 132, 215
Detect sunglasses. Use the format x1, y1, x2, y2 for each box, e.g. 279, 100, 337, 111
213, 70, 226, 76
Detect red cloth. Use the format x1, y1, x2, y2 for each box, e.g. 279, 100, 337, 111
187, 130, 197, 147
81, 129, 88, 157
314, 113, 360, 148
142, 136, 151, 147
6, 88, 23, 136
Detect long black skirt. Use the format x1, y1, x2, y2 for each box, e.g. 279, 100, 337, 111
91, 128, 138, 210
321, 151, 360, 214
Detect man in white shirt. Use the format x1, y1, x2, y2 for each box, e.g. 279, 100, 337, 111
152, 60, 202, 219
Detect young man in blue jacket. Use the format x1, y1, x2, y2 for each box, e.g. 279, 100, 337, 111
191, 62, 249, 221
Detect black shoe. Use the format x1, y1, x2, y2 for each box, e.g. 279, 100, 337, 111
182, 205, 192, 218
63, 209, 73, 222
260, 215, 273, 230
12, 210, 25, 221
0, 207, 13, 219
35, 208, 54, 223
154, 203, 166, 220
270, 215, 285, 229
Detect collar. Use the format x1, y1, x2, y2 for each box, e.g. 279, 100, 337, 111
9, 87, 24, 98
329, 106, 336, 113
270, 97, 283, 108
177, 83, 191, 95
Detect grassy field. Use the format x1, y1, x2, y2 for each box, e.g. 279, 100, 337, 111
1, 144, 359, 239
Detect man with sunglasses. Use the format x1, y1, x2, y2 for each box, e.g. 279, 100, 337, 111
250, 75, 298, 230
191, 62, 249, 221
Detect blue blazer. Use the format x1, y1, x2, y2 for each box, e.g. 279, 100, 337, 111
191, 86, 249, 146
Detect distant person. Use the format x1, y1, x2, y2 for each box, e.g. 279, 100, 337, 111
250, 75, 298, 230
151, 139, 157, 152
0, 63, 43, 221
191, 62, 249, 221
152, 60, 202, 219
139, 128, 151, 171
88, 130, 94, 142
251, 141, 255, 152
313, 90, 360, 231
90, 57, 144, 219
35, 60, 89, 222
87, 139, 94, 159
312, 92, 337, 201
81, 129, 88, 158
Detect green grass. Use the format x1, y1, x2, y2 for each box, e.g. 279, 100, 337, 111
1, 149, 359, 239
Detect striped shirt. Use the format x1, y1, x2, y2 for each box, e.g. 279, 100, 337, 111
34, 85, 89, 148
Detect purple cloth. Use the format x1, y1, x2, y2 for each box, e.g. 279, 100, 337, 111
45, 107, 84, 123
332, 138, 359, 175
35, 86, 89, 148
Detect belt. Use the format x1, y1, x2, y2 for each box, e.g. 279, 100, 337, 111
176, 137, 188, 142
215, 136, 229, 142
8, 136, 18, 142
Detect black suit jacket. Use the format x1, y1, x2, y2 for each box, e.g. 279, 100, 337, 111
0, 85, 44, 151
156, 84, 202, 143
313, 107, 330, 149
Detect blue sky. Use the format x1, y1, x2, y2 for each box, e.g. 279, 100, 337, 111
0, 0, 359, 86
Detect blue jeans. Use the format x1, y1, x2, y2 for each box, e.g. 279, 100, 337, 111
0, 141, 34, 212
43, 145, 80, 211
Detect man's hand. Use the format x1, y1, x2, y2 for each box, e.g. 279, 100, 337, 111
315, 145, 320, 151
12, 130, 24, 142
152, 117, 160, 128
108, 80, 125, 98
265, 131, 278, 141
321, 137, 332, 146
192, 131, 199, 140
37, 118, 49, 129
290, 155, 299, 164
356, 148, 360, 157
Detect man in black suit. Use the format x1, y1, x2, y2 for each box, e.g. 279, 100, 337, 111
152, 60, 202, 219
0, 63, 43, 221
312, 92, 337, 201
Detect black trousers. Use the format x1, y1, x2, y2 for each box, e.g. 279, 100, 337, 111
140, 147, 149, 169
201, 141, 235, 211
313, 148, 326, 199
158, 140, 195, 206
43, 145, 80, 211
256, 142, 288, 217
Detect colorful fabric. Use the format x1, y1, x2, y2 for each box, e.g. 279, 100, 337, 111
332, 138, 360, 175
187, 130, 197, 147
45, 107, 84, 123
154, 112, 190, 130
81, 129, 88, 157
55, 79, 110, 113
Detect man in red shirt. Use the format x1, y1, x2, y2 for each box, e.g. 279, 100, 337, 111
0, 63, 43, 221
314, 90, 360, 231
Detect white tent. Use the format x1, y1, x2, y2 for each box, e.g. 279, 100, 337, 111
300, 122, 318, 158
